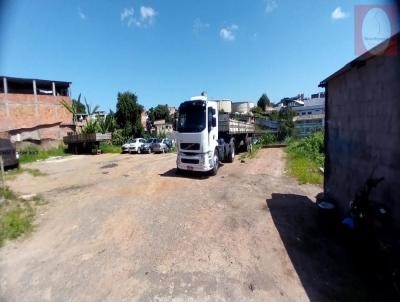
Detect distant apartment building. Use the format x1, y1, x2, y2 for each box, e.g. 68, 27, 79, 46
0, 76, 73, 148
292, 92, 325, 137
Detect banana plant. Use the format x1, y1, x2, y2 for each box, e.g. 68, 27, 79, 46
60, 93, 82, 132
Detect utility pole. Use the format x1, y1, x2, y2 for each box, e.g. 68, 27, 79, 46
0, 156, 5, 203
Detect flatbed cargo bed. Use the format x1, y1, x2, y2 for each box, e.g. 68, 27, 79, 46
218, 113, 255, 134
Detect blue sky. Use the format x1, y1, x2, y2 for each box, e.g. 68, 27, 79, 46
0, 0, 395, 111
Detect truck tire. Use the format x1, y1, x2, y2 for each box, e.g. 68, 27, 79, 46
227, 144, 235, 163
210, 150, 219, 176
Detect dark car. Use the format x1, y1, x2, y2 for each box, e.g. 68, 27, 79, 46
164, 138, 174, 149
140, 138, 157, 154
0, 139, 19, 168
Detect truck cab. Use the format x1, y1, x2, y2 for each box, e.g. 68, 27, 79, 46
176, 96, 220, 174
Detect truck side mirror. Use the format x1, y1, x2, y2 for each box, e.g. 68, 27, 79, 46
211, 108, 216, 116
212, 117, 216, 127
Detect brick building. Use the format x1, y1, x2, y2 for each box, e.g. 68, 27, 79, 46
0, 76, 74, 148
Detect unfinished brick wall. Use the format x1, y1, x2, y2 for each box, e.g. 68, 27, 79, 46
0, 93, 73, 142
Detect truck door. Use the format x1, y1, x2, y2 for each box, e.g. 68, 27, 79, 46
207, 106, 218, 151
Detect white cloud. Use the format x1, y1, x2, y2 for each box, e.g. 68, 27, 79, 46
140, 6, 156, 20
121, 6, 158, 27
331, 7, 349, 20
193, 18, 210, 34
265, 0, 278, 13
220, 24, 239, 41
121, 7, 134, 22
78, 7, 86, 20
121, 6, 157, 28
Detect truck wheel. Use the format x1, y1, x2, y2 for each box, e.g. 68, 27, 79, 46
227, 144, 235, 163
210, 150, 219, 176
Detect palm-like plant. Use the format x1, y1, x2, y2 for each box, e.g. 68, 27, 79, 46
84, 98, 100, 116
60, 93, 83, 132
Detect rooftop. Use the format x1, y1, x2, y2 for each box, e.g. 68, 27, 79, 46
319, 32, 399, 87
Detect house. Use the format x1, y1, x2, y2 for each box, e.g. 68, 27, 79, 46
168, 106, 177, 116
153, 119, 173, 136
0, 76, 73, 148
141, 111, 148, 131
319, 33, 400, 230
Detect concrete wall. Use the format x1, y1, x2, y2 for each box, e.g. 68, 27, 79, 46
0, 93, 73, 143
324, 52, 400, 230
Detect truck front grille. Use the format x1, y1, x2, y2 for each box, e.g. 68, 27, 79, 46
180, 143, 200, 151
181, 158, 199, 164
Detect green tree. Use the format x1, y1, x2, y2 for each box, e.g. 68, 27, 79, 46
251, 106, 265, 117
257, 94, 271, 111
115, 91, 144, 138
97, 112, 117, 134
277, 107, 297, 140
148, 104, 171, 123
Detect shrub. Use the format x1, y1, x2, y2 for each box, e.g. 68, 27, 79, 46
287, 131, 324, 166
261, 132, 277, 145
286, 131, 325, 185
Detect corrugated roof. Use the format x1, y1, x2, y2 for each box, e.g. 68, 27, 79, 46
1, 75, 71, 86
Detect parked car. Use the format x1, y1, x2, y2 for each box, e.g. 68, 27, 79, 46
164, 138, 174, 149
0, 138, 19, 168
152, 139, 170, 153
121, 138, 146, 154
140, 138, 157, 154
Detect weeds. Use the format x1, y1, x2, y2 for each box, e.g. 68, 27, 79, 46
19, 145, 66, 164
5, 168, 47, 181
0, 206, 34, 245
239, 143, 263, 162
286, 131, 324, 185
1, 187, 17, 201
99, 143, 121, 154
0, 188, 47, 246
32, 195, 48, 206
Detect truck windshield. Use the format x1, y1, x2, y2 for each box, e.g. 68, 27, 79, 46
178, 102, 206, 133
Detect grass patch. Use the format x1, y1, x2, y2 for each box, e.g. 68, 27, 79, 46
239, 143, 263, 162
99, 143, 121, 154
0, 206, 34, 245
19, 145, 66, 164
0, 187, 35, 246
1, 187, 18, 201
5, 168, 47, 181
32, 195, 48, 206
25, 168, 47, 177
286, 131, 324, 185
286, 153, 323, 185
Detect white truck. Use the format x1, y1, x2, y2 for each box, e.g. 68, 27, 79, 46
176, 95, 255, 175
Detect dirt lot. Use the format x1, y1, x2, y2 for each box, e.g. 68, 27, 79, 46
0, 149, 370, 301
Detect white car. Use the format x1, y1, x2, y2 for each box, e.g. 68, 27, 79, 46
121, 138, 146, 154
